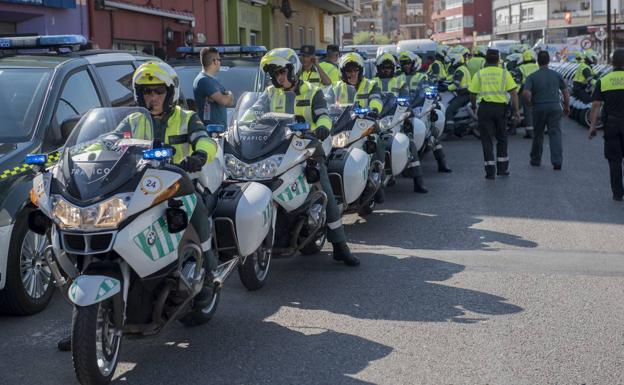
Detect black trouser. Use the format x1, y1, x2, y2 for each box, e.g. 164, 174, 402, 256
477, 102, 508, 175
444, 93, 470, 133
603, 119, 624, 197
572, 82, 592, 103
190, 191, 217, 270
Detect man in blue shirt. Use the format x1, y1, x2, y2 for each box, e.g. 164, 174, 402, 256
193, 47, 234, 127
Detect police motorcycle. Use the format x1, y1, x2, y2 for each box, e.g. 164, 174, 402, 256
324, 86, 384, 216
224, 92, 331, 256
436, 81, 479, 139
411, 82, 446, 156
25, 107, 273, 385
375, 92, 414, 185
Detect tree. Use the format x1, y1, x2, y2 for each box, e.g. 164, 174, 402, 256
353, 31, 391, 45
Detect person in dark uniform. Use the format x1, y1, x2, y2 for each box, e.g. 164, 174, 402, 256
468, 49, 521, 179
590, 49, 624, 201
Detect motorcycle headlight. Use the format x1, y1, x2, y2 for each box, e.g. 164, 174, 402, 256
379, 116, 392, 131
331, 131, 350, 148
225, 154, 283, 180
52, 195, 129, 230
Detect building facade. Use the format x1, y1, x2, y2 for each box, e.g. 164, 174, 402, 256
431, 0, 491, 44
398, 0, 429, 39
90, 0, 221, 58
221, 0, 272, 47
0, 0, 88, 36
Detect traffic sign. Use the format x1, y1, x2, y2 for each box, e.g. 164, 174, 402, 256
581, 38, 593, 49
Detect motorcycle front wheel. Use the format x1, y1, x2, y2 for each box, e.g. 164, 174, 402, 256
238, 242, 271, 291
72, 300, 122, 385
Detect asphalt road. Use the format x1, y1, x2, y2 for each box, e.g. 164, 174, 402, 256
2, 118, 624, 385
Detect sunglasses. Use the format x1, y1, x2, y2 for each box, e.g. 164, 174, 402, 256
142, 86, 167, 96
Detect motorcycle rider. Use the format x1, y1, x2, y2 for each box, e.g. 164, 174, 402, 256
57, 61, 219, 351
398, 50, 452, 173
373, 52, 429, 193
518, 49, 539, 139
247, 48, 359, 266
466, 46, 486, 77
428, 45, 449, 82
573, 49, 597, 104
330, 52, 386, 203
444, 52, 472, 139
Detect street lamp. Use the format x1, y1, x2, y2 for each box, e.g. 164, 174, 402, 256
164, 27, 174, 44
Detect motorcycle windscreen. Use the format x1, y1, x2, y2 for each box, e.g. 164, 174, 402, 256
227, 91, 292, 161
59, 107, 155, 201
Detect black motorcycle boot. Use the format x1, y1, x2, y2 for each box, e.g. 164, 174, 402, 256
332, 242, 360, 266
57, 335, 71, 352
433, 149, 452, 173
413, 176, 429, 193
194, 250, 218, 308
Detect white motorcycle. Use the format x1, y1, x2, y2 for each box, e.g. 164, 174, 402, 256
438, 84, 479, 139
326, 98, 383, 216
26, 107, 273, 384
223, 93, 330, 256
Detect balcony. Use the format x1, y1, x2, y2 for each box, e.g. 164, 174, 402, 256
493, 0, 529, 10
304, 0, 354, 14
494, 19, 547, 34
548, 9, 591, 27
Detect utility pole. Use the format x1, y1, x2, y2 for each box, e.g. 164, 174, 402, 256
607, 0, 612, 60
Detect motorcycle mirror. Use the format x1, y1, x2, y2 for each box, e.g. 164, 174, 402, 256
288, 122, 310, 132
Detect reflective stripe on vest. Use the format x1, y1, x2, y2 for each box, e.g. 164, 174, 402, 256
428, 60, 448, 78
456, 66, 471, 88
403, 72, 427, 91
475, 67, 509, 103
133, 106, 193, 164
374, 76, 404, 96
600, 71, 624, 92
334, 80, 373, 107
268, 82, 317, 128
302, 69, 321, 84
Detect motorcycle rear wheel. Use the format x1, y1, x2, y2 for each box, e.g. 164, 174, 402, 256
72, 300, 121, 385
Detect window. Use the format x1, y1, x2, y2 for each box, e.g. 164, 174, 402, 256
308, 27, 315, 46
95, 64, 135, 107
445, 15, 463, 32
521, 7, 535, 22
285, 23, 292, 48
54, 70, 102, 131
299, 26, 305, 47
445, 0, 463, 9
249, 31, 257, 45
112, 39, 153, 54
464, 15, 474, 28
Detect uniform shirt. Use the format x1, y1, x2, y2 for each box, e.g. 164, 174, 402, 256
319, 61, 340, 85
468, 65, 518, 104
592, 69, 624, 120
372, 76, 409, 97
193, 72, 227, 128
301, 68, 322, 85
399, 71, 428, 93
331, 79, 383, 112
518, 62, 539, 85
427, 60, 448, 79
524, 67, 566, 110
573, 63, 594, 85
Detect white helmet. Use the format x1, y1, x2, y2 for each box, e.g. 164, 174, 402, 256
447, 53, 464, 67
398, 50, 422, 71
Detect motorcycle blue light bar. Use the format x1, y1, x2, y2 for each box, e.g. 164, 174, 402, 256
176, 45, 267, 54
0, 35, 86, 50
353, 107, 370, 115
396, 97, 409, 104
288, 122, 310, 131
206, 124, 225, 133
25, 154, 48, 165
143, 148, 173, 160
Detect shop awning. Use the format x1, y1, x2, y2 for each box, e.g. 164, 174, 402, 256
103, 0, 195, 23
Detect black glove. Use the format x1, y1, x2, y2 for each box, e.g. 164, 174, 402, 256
180, 151, 206, 173
367, 110, 380, 120
315, 126, 330, 141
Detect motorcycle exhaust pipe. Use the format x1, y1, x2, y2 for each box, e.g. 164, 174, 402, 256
212, 257, 240, 289
43, 245, 67, 289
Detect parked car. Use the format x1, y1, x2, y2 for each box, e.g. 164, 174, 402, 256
0, 34, 155, 315
170, 45, 267, 126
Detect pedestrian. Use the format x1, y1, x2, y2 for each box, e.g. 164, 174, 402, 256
589, 49, 624, 201
522, 50, 570, 170
518, 50, 539, 139
318, 44, 341, 85
193, 47, 234, 128
299, 45, 332, 86
468, 49, 521, 179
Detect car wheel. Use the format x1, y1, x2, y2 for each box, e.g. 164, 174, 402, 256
0, 209, 54, 315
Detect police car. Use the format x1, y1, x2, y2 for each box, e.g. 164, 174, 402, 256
0, 34, 156, 315
170, 45, 267, 126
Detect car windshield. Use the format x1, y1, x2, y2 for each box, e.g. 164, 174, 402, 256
60, 107, 155, 201
0, 68, 52, 142
176, 64, 260, 103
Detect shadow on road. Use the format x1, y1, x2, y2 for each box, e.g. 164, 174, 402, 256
347, 210, 538, 251
112, 252, 521, 384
